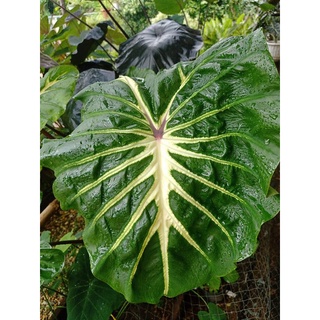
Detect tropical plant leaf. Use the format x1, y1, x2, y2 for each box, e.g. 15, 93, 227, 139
115, 19, 203, 74
40, 30, 280, 303
207, 276, 221, 292
40, 249, 65, 285
67, 247, 125, 320
40, 234, 65, 286
223, 268, 239, 283
154, 0, 187, 15
40, 65, 79, 130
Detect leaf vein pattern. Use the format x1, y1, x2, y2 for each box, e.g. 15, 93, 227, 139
167, 175, 233, 246
89, 154, 156, 227
167, 47, 273, 124
129, 201, 159, 283
69, 143, 154, 203
104, 183, 157, 259
119, 76, 158, 130
72, 129, 152, 138
167, 143, 250, 172
58, 137, 153, 172
167, 132, 246, 144
81, 90, 145, 116
167, 92, 270, 134
167, 156, 244, 203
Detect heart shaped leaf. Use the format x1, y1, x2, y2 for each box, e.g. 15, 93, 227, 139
67, 247, 125, 319
41, 30, 280, 303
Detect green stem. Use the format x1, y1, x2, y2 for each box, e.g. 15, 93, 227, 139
115, 301, 130, 319
41, 285, 67, 297
50, 240, 84, 246
191, 289, 209, 310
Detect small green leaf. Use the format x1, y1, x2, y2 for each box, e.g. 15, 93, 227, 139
55, 231, 75, 253
207, 276, 221, 292
40, 231, 51, 247
40, 65, 78, 130
222, 269, 239, 283
198, 302, 227, 320
67, 247, 125, 320
40, 248, 65, 285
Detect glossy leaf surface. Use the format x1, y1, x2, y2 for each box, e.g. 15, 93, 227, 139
67, 247, 125, 319
41, 30, 280, 303
40, 231, 65, 285
40, 65, 78, 129
40, 234, 65, 286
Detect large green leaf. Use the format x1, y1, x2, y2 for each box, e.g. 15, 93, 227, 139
40, 65, 79, 130
154, 0, 187, 14
40, 30, 280, 304
67, 247, 125, 319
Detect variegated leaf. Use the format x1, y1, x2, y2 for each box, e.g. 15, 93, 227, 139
40, 30, 280, 303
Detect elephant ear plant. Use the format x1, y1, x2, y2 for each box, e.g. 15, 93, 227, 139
40, 29, 280, 304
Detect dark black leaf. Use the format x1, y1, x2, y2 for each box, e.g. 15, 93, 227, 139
115, 19, 203, 74
77, 59, 114, 73
61, 68, 116, 132
40, 52, 59, 69
70, 21, 113, 65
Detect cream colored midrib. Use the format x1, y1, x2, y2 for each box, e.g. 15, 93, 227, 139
119, 76, 158, 130
154, 139, 171, 294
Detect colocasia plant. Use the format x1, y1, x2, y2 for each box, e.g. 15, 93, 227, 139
40, 29, 280, 305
